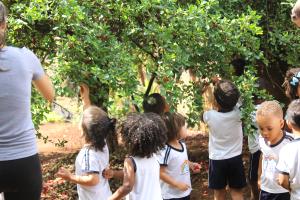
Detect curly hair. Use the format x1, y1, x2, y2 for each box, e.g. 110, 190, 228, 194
283, 68, 300, 101
213, 80, 240, 111
162, 112, 185, 142
286, 99, 300, 129
81, 106, 116, 151
142, 93, 167, 115
256, 100, 283, 119
121, 112, 167, 158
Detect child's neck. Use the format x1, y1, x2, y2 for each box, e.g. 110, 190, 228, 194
168, 139, 181, 149
270, 131, 284, 145
293, 129, 300, 138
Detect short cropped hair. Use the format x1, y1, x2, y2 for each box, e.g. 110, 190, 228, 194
256, 100, 283, 119
162, 112, 186, 142
213, 80, 240, 111
286, 99, 300, 129
120, 112, 167, 158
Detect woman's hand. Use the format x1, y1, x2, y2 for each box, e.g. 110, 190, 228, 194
176, 182, 190, 191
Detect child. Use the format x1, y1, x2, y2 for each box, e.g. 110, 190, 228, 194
143, 93, 169, 115
157, 112, 201, 200
56, 105, 116, 200
202, 80, 246, 200
108, 113, 167, 200
256, 101, 293, 199
292, 0, 300, 27
283, 68, 300, 101
277, 99, 300, 199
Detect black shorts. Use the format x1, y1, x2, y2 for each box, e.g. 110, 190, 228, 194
248, 150, 261, 182
259, 190, 290, 200
0, 154, 42, 200
164, 195, 190, 200
209, 154, 246, 189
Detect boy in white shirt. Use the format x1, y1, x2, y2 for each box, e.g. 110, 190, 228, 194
277, 99, 300, 200
256, 101, 293, 200
203, 80, 246, 200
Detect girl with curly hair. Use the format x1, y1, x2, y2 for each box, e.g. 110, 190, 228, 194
57, 105, 116, 200
108, 113, 167, 200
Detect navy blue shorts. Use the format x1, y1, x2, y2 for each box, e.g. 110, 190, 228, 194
260, 190, 290, 200
209, 154, 246, 189
164, 195, 190, 200
248, 150, 261, 182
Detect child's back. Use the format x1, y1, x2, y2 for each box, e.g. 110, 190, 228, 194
127, 155, 161, 200
204, 107, 242, 160
76, 144, 111, 200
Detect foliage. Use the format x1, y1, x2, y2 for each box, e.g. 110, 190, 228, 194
5, 0, 299, 136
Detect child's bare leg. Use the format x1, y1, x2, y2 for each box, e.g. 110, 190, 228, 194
214, 188, 226, 200
249, 181, 260, 200
230, 188, 244, 200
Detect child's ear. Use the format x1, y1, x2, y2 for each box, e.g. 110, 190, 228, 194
286, 120, 293, 131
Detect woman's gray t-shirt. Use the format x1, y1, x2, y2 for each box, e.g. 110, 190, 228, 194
0, 46, 44, 161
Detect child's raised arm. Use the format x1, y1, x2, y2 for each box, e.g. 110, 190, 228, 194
56, 167, 99, 187
109, 158, 135, 200
277, 174, 290, 191
160, 165, 190, 192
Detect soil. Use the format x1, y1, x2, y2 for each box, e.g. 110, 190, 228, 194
38, 123, 252, 200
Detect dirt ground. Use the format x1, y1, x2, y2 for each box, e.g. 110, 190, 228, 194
38, 122, 251, 200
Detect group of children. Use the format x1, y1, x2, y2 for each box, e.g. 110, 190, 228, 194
54, 67, 300, 200
56, 84, 200, 200
52, 2, 300, 199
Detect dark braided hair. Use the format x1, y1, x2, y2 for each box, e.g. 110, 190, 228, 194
283, 68, 300, 101
121, 112, 167, 158
286, 99, 300, 129
142, 93, 167, 115
213, 80, 240, 112
162, 112, 185, 142
81, 106, 116, 151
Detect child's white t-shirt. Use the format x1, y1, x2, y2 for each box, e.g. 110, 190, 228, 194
277, 138, 300, 200
248, 105, 261, 154
126, 155, 162, 200
75, 145, 112, 200
203, 106, 243, 160
156, 141, 192, 199
259, 133, 293, 194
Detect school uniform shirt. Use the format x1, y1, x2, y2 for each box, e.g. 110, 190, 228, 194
277, 137, 300, 200
126, 155, 162, 200
203, 106, 243, 160
156, 141, 192, 199
248, 105, 261, 154
259, 133, 294, 194
75, 145, 112, 200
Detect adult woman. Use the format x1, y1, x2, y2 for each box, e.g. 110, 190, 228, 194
0, 1, 55, 200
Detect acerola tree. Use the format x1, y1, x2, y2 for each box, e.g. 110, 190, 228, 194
5, 0, 299, 139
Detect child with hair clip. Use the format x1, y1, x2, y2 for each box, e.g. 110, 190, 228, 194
277, 99, 300, 199
108, 113, 167, 200
157, 112, 201, 200
283, 68, 300, 101
256, 101, 294, 200
56, 85, 116, 200
202, 80, 246, 200
143, 93, 169, 115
